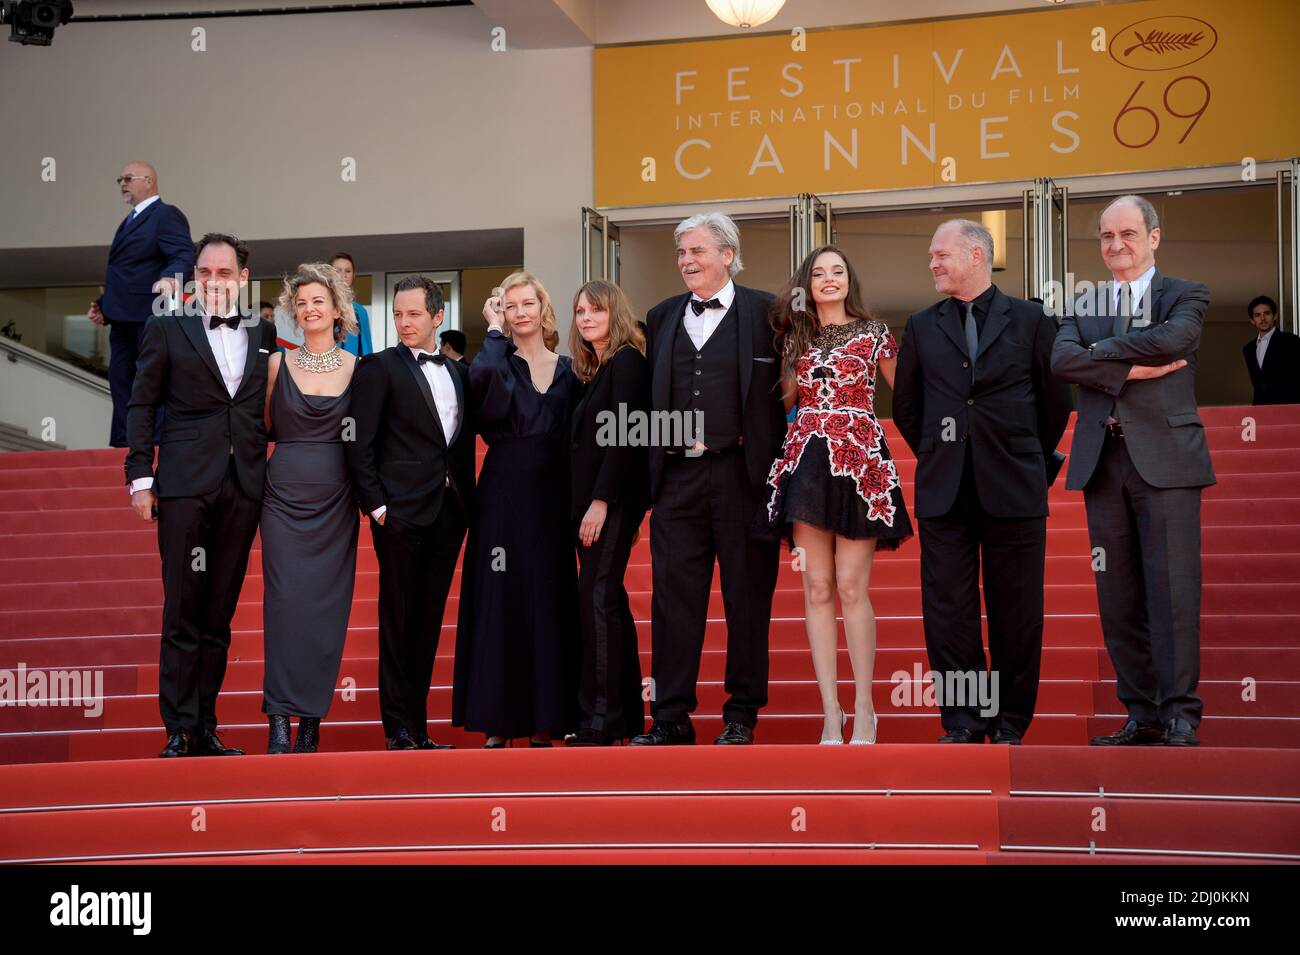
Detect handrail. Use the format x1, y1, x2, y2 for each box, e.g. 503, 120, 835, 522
0, 336, 111, 395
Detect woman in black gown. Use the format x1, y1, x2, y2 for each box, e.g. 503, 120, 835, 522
261, 262, 359, 754
452, 271, 581, 748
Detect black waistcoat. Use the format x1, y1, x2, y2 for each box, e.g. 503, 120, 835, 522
669, 306, 742, 449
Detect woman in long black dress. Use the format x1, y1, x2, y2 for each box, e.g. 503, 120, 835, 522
261, 262, 359, 754
452, 271, 581, 748
566, 280, 650, 746
767, 246, 912, 746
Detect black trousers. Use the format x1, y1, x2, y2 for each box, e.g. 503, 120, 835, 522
156, 456, 261, 735
575, 504, 646, 738
649, 451, 780, 728
370, 503, 466, 739
918, 456, 1046, 738
1084, 434, 1203, 727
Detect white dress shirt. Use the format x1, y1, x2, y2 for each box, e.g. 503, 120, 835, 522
370, 347, 460, 522
683, 279, 735, 350
130, 194, 160, 221
1257, 326, 1276, 369
129, 307, 248, 495
1111, 265, 1156, 326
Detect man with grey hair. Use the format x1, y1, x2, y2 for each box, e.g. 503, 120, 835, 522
630, 212, 785, 746
1052, 194, 1214, 747
893, 218, 1071, 744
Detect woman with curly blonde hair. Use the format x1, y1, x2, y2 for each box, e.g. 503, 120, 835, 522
260, 262, 360, 755
452, 271, 582, 748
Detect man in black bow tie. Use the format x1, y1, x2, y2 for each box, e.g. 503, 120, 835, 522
345, 275, 475, 750
631, 212, 785, 746
125, 233, 278, 758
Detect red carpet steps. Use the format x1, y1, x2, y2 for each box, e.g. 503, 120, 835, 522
1, 405, 1298, 863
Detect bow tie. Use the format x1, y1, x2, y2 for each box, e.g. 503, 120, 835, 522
690, 298, 723, 315
417, 351, 446, 366
208, 314, 240, 331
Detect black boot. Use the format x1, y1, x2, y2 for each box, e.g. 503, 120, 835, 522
267, 715, 291, 754
293, 717, 321, 753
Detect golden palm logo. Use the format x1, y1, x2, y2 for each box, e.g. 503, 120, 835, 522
1109, 16, 1218, 71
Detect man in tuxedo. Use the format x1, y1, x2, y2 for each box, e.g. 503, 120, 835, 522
345, 275, 475, 751
89, 162, 194, 447
1243, 295, 1300, 405
125, 233, 276, 758
440, 329, 469, 365
630, 212, 785, 746
1052, 194, 1214, 747
893, 220, 1071, 745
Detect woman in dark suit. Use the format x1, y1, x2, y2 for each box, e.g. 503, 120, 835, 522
566, 280, 651, 745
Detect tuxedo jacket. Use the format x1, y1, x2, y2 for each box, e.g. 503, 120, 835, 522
1244, 329, 1300, 405
345, 346, 477, 527
1052, 271, 1216, 491
570, 344, 651, 521
893, 285, 1072, 520
124, 314, 277, 499
644, 284, 784, 502
97, 200, 195, 323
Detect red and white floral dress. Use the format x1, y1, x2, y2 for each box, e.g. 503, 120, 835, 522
765, 318, 913, 548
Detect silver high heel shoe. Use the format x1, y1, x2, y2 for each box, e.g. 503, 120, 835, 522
849, 711, 879, 745
820, 707, 847, 745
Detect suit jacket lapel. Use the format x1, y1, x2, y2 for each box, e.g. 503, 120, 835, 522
937, 298, 968, 359
231, 322, 260, 401
122, 200, 159, 238
447, 357, 467, 445
180, 314, 228, 393
734, 288, 754, 409
398, 346, 448, 446
651, 293, 689, 412
1145, 271, 1166, 326
975, 288, 1011, 360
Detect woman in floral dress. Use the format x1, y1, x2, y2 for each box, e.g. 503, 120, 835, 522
768, 245, 913, 745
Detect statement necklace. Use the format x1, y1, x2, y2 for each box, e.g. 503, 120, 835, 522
294, 342, 343, 373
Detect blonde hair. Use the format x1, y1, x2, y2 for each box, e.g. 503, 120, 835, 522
279, 262, 358, 344
498, 270, 559, 351
569, 280, 645, 383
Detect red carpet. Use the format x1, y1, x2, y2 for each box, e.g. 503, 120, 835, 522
1, 405, 1298, 864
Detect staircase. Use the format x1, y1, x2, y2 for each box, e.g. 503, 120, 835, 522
1, 406, 1297, 864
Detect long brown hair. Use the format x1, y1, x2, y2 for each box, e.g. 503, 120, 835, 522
771, 245, 874, 379
568, 280, 645, 383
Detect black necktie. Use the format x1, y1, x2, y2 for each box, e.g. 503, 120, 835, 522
208, 314, 240, 331
1113, 282, 1132, 338
417, 351, 445, 366
963, 300, 979, 363
691, 298, 722, 315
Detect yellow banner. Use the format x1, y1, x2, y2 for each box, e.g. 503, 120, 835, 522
593, 0, 1300, 206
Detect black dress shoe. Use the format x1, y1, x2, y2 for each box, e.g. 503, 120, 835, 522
1164, 718, 1200, 747
386, 728, 418, 750
989, 729, 1022, 745
267, 716, 291, 755
159, 730, 191, 758
714, 722, 754, 745
628, 720, 696, 746
192, 730, 243, 756
565, 727, 615, 747
293, 717, 320, 753
413, 733, 455, 750
1089, 719, 1165, 746
484, 737, 508, 749
937, 727, 985, 744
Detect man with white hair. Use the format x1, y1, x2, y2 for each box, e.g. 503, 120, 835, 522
1052, 194, 1214, 747
893, 219, 1071, 745
630, 212, 785, 746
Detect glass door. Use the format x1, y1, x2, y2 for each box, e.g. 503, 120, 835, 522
788, 194, 834, 273
1023, 177, 1069, 311
581, 207, 621, 283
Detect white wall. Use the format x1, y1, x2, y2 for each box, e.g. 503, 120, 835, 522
0, 4, 592, 336
0, 341, 113, 450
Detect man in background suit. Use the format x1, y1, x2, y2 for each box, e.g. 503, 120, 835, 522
630, 212, 785, 746
126, 233, 277, 758
1052, 194, 1214, 747
89, 161, 194, 447
893, 219, 1071, 745
1243, 294, 1300, 405
345, 275, 475, 751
